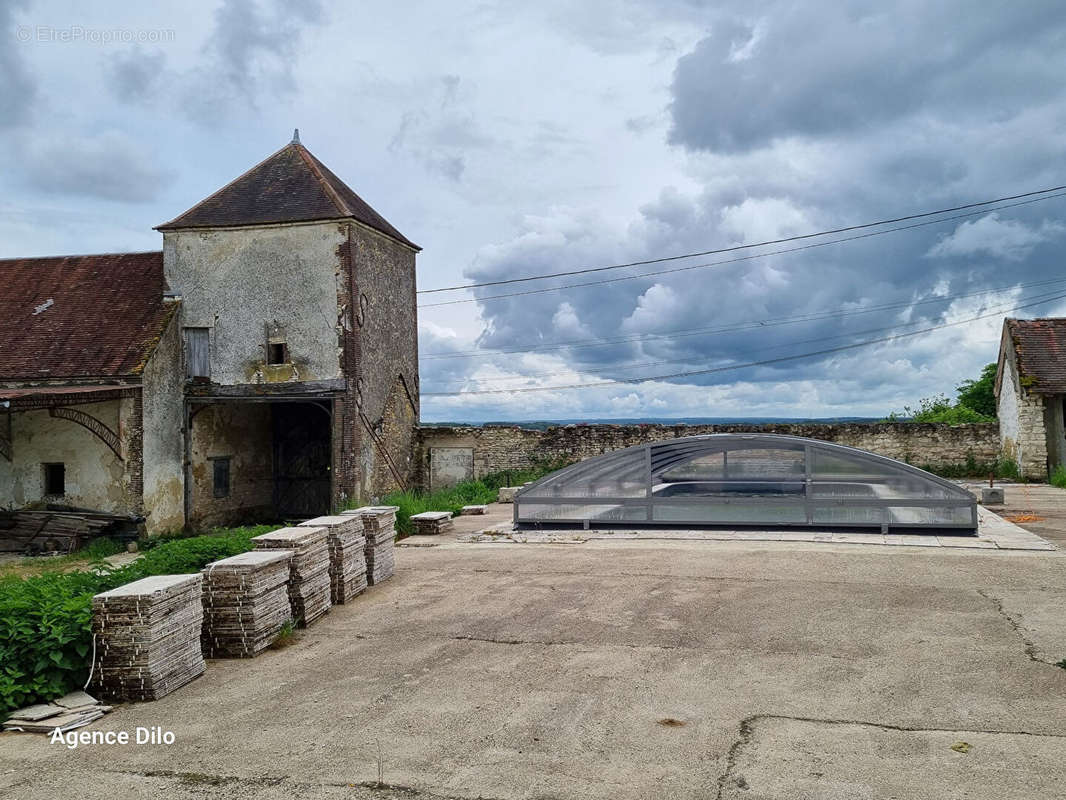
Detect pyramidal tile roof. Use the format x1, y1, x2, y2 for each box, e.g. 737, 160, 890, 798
156, 138, 418, 249
1005, 317, 1066, 393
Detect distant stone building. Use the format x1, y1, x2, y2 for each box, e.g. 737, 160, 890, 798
0, 134, 420, 533
995, 317, 1066, 479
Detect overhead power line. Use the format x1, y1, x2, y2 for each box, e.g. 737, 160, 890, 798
419, 276, 1066, 361
417, 184, 1066, 295
423, 284, 1066, 388
419, 191, 1066, 308
422, 290, 1066, 397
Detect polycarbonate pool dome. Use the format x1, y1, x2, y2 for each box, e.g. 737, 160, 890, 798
514, 434, 977, 532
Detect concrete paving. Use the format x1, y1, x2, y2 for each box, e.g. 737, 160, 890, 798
4, 491, 1066, 798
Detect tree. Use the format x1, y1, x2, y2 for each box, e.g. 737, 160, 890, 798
956, 363, 997, 419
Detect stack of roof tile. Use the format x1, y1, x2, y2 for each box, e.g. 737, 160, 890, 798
200, 550, 293, 657
251, 527, 332, 627
2, 691, 112, 734
410, 511, 454, 535
299, 515, 368, 604
344, 506, 397, 585
90, 574, 205, 702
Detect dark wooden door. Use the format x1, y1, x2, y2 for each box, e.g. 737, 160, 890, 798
272, 402, 331, 518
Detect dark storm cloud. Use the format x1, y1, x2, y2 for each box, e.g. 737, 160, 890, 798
669, 2, 1066, 153
107, 48, 166, 104
440, 0, 1066, 410
1, 0, 37, 128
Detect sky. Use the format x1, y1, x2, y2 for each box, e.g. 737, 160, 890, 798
3, 1, 1066, 422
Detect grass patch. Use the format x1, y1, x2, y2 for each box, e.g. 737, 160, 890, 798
1051, 465, 1066, 489
381, 459, 573, 535
269, 619, 299, 650
0, 524, 278, 718
915, 456, 1021, 481
0, 537, 127, 581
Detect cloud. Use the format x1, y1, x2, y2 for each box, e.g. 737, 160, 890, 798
106, 48, 167, 104
0, 0, 36, 128
19, 130, 175, 203
927, 213, 1065, 262
669, 3, 1066, 154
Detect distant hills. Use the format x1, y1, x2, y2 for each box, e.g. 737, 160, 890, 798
422, 417, 882, 430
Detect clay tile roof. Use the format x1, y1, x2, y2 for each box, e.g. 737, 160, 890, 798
1005, 317, 1066, 393
0, 251, 176, 381
155, 141, 419, 250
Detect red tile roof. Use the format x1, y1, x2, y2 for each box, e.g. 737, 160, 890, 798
156, 141, 419, 249
1005, 318, 1066, 393
0, 251, 176, 380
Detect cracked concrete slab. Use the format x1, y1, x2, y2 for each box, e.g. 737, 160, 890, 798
3, 535, 1066, 798
718, 715, 1066, 800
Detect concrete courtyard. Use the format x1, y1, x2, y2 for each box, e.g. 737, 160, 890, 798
3, 487, 1066, 799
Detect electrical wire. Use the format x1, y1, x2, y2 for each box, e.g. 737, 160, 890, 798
422, 290, 1066, 396
417, 184, 1066, 294
419, 276, 1066, 362
418, 191, 1066, 308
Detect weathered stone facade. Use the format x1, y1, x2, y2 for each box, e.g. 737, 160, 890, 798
416, 422, 1001, 489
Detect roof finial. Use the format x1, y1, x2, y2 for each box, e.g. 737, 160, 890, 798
291, 128, 301, 144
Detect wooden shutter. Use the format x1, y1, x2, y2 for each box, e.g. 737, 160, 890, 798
185, 328, 210, 378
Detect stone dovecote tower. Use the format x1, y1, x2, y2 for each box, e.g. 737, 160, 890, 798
156, 133, 420, 526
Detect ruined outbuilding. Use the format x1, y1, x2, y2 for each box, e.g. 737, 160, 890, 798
0, 135, 420, 533
996, 317, 1066, 479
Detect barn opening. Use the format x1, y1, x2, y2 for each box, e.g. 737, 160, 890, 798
515, 434, 978, 533
186, 399, 332, 527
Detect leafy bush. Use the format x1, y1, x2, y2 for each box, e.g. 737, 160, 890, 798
0, 525, 275, 718
1051, 465, 1066, 489
884, 363, 998, 423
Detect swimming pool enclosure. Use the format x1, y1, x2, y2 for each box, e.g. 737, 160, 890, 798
514, 434, 977, 532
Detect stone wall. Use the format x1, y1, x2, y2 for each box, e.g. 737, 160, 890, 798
416, 422, 1001, 489
998, 352, 1050, 479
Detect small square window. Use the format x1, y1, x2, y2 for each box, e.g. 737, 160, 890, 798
268, 342, 287, 365
212, 457, 231, 499
43, 463, 65, 496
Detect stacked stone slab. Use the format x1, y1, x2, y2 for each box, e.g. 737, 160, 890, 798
200, 550, 293, 657
343, 506, 397, 585
460, 505, 487, 515
251, 527, 332, 627
90, 574, 205, 702
299, 515, 368, 604
410, 511, 454, 535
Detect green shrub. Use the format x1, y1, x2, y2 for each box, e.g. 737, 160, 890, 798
1051, 465, 1066, 489
0, 525, 276, 718
920, 457, 1022, 480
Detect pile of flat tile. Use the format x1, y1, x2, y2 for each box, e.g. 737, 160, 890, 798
200, 550, 293, 657
251, 527, 332, 627
90, 574, 205, 702
344, 506, 397, 585
460, 505, 488, 515
300, 515, 367, 604
2, 691, 112, 734
410, 511, 454, 535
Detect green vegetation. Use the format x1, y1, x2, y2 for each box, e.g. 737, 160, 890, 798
0, 525, 276, 718
919, 456, 1021, 480
382, 459, 573, 535
885, 363, 997, 423
1051, 465, 1066, 489
269, 619, 298, 650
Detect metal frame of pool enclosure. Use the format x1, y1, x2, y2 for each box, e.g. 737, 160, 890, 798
514, 434, 978, 532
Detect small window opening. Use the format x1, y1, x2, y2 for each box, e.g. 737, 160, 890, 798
212, 457, 231, 499
43, 463, 65, 496
268, 342, 287, 365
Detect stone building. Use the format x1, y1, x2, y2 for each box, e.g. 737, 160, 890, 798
0, 134, 420, 533
995, 317, 1066, 479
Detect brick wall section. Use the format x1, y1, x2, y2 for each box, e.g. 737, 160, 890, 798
415, 422, 1001, 488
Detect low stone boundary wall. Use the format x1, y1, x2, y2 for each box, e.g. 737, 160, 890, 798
415, 422, 1001, 489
